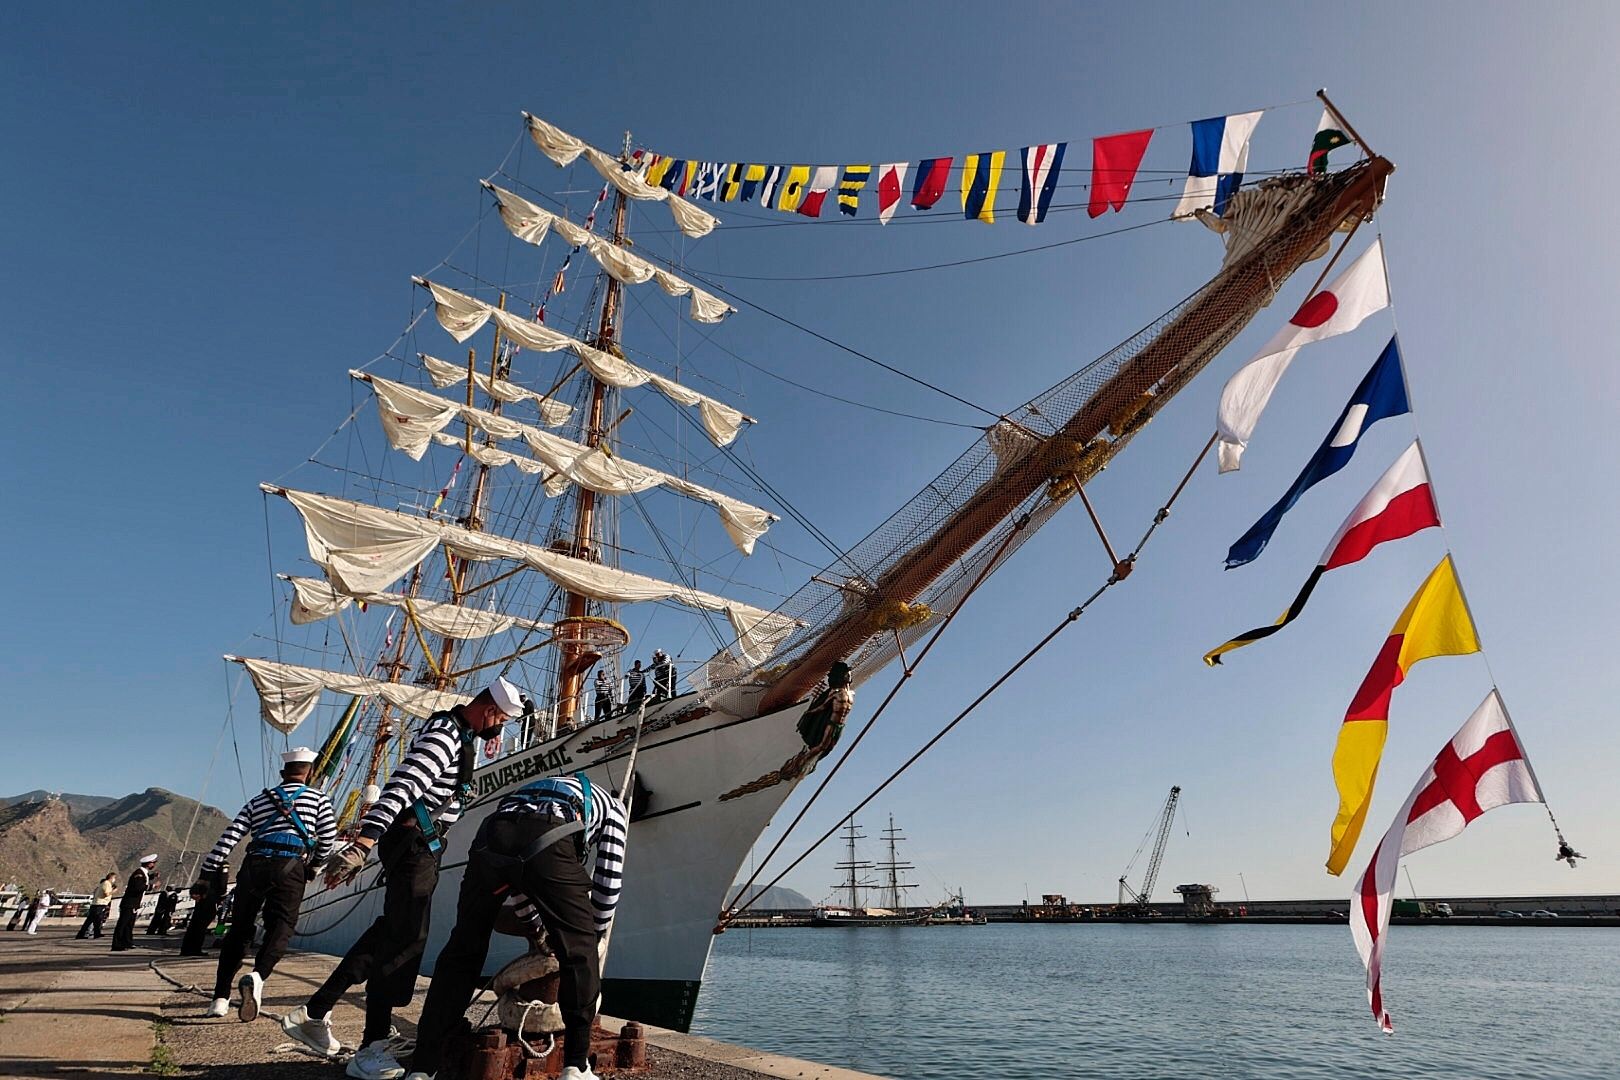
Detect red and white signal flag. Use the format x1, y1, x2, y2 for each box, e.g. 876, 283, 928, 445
1349, 690, 1543, 1033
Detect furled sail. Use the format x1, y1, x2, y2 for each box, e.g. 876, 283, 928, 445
355, 372, 776, 553
482, 182, 734, 324
267, 487, 797, 662
416, 278, 753, 446
282, 575, 552, 639
522, 112, 718, 239
431, 432, 561, 487
419, 354, 572, 425
227, 655, 469, 735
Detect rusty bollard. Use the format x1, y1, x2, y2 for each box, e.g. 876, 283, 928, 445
463, 1028, 521, 1080
616, 1021, 647, 1069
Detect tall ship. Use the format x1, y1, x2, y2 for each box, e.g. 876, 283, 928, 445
810, 814, 926, 927
224, 108, 1392, 1030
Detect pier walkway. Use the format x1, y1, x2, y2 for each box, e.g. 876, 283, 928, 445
0, 928, 881, 1080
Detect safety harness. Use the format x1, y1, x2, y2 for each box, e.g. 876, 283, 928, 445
476, 773, 596, 880
247, 784, 313, 859
407, 713, 481, 855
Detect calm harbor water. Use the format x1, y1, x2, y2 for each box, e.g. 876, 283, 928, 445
690, 923, 1619, 1079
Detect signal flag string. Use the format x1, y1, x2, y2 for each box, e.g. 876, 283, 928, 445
1371, 222, 1579, 865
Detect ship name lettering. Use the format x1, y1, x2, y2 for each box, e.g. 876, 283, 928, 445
479, 745, 576, 797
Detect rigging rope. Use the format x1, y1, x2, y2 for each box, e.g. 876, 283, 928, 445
725, 511, 1032, 915
683, 216, 1172, 282
723, 432, 1216, 927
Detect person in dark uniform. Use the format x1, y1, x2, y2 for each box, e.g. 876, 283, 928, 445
282, 678, 525, 1080
77, 873, 116, 939
179, 867, 227, 956
201, 747, 336, 1020
111, 855, 156, 951
148, 887, 180, 936
624, 660, 647, 712
593, 668, 614, 725
405, 773, 629, 1080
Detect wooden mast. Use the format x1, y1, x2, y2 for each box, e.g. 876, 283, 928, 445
364, 306, 508, 794
555, 136, 632, 732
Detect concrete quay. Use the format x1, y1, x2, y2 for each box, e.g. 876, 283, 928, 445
0, 928, 882, 1080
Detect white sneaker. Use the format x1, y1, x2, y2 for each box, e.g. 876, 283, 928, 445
402, 1074, 433, 1080
206, 997, 229, 1018
237, 971, 263, 1022
281, 1005, 342, 1057
346, 1041, 406, 1080
560, 1067, 600, 1080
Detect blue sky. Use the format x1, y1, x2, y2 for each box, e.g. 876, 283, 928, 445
4, 2, 1616, 906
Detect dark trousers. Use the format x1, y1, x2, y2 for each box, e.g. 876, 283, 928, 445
212, 856, 307, 999
111, 896, 143, 950
307, 826, 440, 1045
412, 813, 599, 1074
594, 693, 613, 724
180, 891, 221, 955
76, 904, 109, 939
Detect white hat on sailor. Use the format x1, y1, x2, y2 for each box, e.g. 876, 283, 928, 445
139, 853, 158, 865
489, 676, 525, 718
282, 746, 318, 765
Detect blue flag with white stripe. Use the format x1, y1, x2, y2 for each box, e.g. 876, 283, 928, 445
1225, 337, 1409, 569
1173, 111, 1262, 219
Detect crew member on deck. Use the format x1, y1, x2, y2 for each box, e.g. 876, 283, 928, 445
624, 660, 647, 712
405, 772, 628, 1080
111, 855, 156, 951
651, 649, 676, 701
77, 873, 116, 939
201, 747, 337, 1021
282, 678, 525, 1080
593, 668, 614, 725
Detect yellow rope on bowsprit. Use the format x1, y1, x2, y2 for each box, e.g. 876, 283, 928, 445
1046, 439, 1111, 501
862, 599, 933, 634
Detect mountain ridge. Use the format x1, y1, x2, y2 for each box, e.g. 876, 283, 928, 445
0, 788, 233, 892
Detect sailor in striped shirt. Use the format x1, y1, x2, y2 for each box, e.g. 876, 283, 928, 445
283, 677, 525, 1080
409, 773, 629, 1080
201, 746, 336, 1021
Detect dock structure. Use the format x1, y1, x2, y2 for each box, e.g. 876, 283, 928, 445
0, 928, 883, 1080
721, 893, 1620, 927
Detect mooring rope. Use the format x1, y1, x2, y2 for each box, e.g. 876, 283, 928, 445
723, 434, 1215, 926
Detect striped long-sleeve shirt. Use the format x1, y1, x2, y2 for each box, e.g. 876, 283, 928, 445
358, 711, 469, 841
498, 775, 629, 932
202, 784, 337, 872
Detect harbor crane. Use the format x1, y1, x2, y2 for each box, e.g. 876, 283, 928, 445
1117, 786, 1181, 912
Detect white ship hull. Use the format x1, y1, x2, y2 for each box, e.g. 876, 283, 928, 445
293, 685, 814, 1030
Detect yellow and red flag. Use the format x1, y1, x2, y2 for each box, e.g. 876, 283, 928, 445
1326, 554, 1479, 874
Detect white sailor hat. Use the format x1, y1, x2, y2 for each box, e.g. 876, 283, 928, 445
139, 853, 158, 865
489, 676, 525, 718
282, 746, 318, 765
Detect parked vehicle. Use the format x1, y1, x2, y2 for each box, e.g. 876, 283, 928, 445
1531, 909, 1559, 919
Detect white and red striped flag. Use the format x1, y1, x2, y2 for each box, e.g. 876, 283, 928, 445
1350, 690, 1543, 1033
876, 163, 907, 225
1205, 441, 1439, 664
